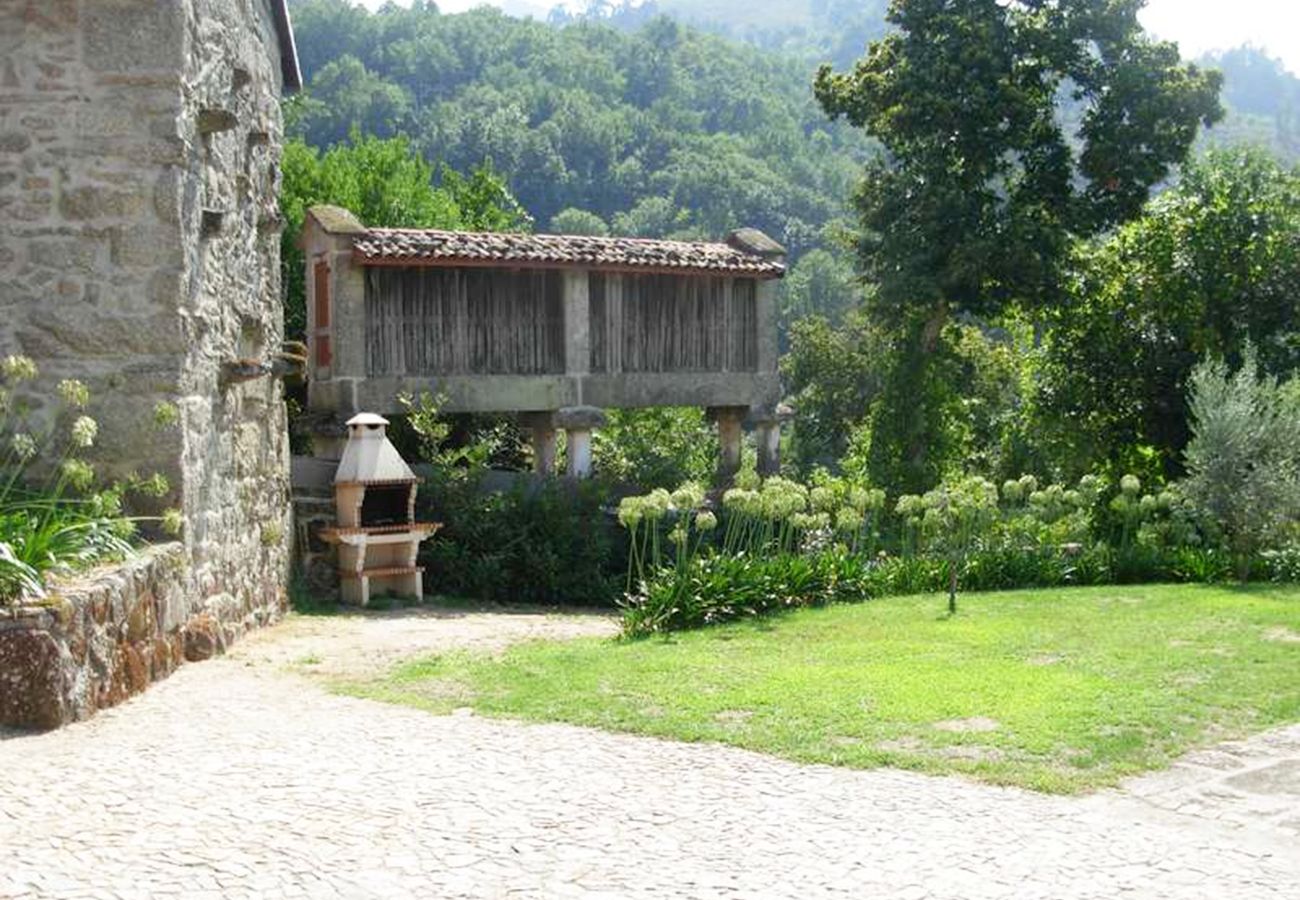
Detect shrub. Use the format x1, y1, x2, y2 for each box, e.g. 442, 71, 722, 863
593, 407, 717, 490
1180, 351, 1300, 580
419, 477, 619, 607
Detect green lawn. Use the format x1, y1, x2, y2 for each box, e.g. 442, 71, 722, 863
341, 584, 1300, 793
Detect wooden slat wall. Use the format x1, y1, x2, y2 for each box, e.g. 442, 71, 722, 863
364, 267, 758, 378
593, 272, 756, 374
365, 267, 564, 376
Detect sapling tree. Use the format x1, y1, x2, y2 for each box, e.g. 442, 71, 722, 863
905, 476, 999, 614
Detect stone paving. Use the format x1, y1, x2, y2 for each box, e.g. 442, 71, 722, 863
2, 613, 1299, 899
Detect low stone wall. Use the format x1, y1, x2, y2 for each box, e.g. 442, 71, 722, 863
0, 543, 284, 730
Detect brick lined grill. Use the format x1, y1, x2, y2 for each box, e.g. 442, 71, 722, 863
322, 414, 440, 607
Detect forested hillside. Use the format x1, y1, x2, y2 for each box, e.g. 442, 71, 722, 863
286, 0, 872, 261
563, 1, 1299, 162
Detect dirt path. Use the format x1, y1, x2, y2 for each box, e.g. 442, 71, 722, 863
229, 604, 619, 679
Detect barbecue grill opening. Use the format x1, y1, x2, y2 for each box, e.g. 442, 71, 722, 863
360, 484, 411, 527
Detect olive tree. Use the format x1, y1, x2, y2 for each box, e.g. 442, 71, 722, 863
1180, 351, 1300, 580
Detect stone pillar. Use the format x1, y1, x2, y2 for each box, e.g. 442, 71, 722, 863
521, 412, 559, 476
756, 421, 780, 476
567, 429, 593, 478
752, 402, 793, 477
708, 406, 747, 486
562, 270, 591, 377
556, 406, 607, 480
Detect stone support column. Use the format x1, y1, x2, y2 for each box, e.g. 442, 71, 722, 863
566, 429, 593, 479
752, 402, 793, 477
521, 412, 559, 476
556, 406, 607, 480
708, 406, 747, 486
562, 270, 591, 380
756, 421, 780, 477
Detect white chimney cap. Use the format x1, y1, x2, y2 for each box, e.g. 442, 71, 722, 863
346, 413, 390, 428
334, 411, 416, 484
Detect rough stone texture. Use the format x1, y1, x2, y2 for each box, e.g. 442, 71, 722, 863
1125, 725, 1300, 835
0, 545, 217, 729
0, 615, 1296, 898
0, 0, 293, 717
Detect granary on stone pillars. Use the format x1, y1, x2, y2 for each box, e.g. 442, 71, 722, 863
298, 206, 788, 482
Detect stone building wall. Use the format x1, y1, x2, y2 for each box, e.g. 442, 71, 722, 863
0, 544, 266, 729
0, 0, 294, 699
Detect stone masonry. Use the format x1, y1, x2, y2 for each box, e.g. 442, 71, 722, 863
0, 0, 301, 724
0, 543, 276, 729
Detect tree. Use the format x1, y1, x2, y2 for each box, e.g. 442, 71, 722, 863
549, 208, 611, 236
899, 475, 1000, 614
782, 312, 885, 472
287, 55, 413, 148
778, 247, 859, 332
1180, 351, 1300, 580
1040, 149, 1300, 477
279, 134, 531, 340
814, 0, 1223, 494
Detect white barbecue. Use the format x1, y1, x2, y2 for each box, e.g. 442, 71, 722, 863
323, 413, 440, 606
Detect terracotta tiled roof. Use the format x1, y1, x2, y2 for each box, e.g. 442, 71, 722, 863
351, 228, 786, 278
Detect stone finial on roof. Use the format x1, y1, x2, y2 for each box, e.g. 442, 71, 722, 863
306, 205, 368, 236
726, 228, 786, 260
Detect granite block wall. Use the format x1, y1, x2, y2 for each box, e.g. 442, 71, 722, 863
0, 0, 295, 721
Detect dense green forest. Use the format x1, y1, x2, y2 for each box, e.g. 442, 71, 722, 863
560, 1, 1300, 162
285, 0, 1297, 335
287, 0, 871, 254
283, 0, 1300, 491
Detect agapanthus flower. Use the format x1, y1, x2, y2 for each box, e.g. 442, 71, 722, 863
10, 432, 37, 460
138, 472, 170, 499
161, 508, 184, 537
695, 510, 718, 532
835, 507, 864, 532
809, 486, 837, 513
70, 415, 98, 449
1, 355, 37, 382
642, 488, 672, 521
60, 458, 95, 492
57, 379, 89, 409
617, 495, 644, 529
1120, 474, 1142, 496
670, 481, 706, 511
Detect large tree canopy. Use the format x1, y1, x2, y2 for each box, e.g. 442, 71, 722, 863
1039, 148, 1300, 478
812, 0, 1223, 493
279, 134, 530, 340
814, 0, 1224, 324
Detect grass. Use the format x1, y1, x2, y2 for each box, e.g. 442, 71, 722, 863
340, 584, 1300, 793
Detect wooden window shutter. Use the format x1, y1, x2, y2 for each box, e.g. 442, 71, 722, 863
313, 260, 332, 369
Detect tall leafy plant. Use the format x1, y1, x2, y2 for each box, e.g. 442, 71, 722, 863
0, 357, 169, 603
1180, 351, 1300, 580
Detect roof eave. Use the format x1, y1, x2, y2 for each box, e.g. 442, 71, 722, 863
350, 251, 785, 280
270, 0, 302, 94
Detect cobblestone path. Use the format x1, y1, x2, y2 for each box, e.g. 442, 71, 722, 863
2, 613, 1298, 899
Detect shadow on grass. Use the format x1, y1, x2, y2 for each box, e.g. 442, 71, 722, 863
290, 579, 618, 625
